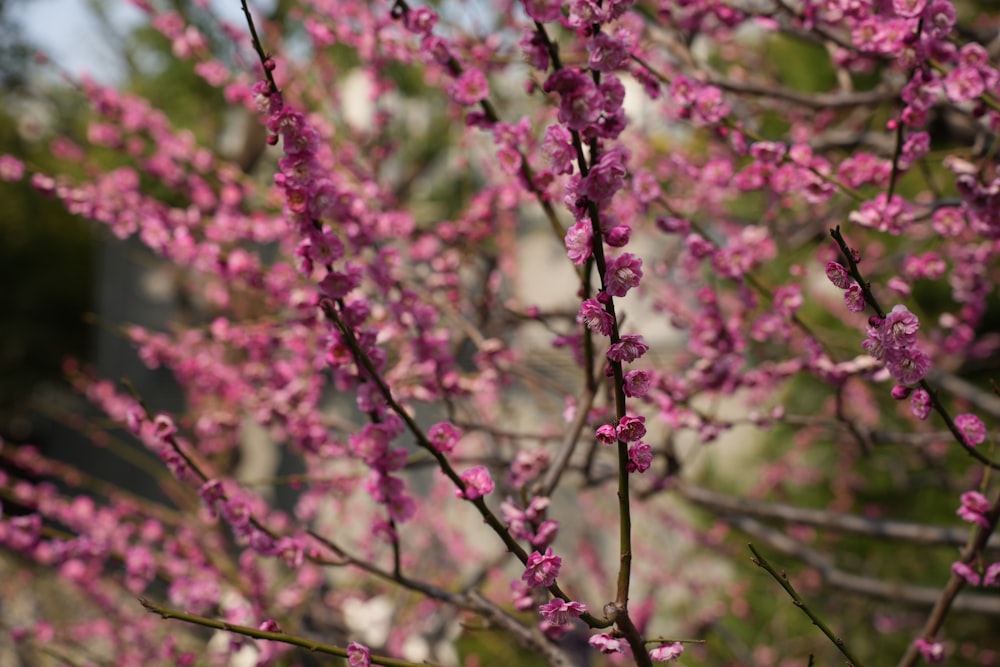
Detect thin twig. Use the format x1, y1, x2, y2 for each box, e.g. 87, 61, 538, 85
682, 483, 1000, 550
139, 597, 431, 667
748, 544, 865, 667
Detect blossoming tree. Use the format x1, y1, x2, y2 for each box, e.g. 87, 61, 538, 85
2, 0, 1000, 665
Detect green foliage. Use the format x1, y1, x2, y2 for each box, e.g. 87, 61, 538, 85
0, 108, 94, 435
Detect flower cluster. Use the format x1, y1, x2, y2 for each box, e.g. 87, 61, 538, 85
501, 497, 559, 548
833, 297, 932, 387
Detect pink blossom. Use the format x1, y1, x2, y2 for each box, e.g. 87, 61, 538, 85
0, 154, 25, 181
951, 561, 981, 586
346, 641, 371, 667
538, 598, 587, 624
595, 423, 617, 445
891, 385, 912, 400
955, 413, 986, 446
943, 65, 985, 104
627, 442, 652, 473
510, 580, 535, 611
523, 0, 562, 22
531, 519, 559, 547
892, 0, 927, 17
914, 638, 945, 664
910, 389, 931, 420
588, 32, 629, 73
604, 253, 643, 297
581, 147, 629, 203
957, 491, 991, 528
544, 69, 603, 132
403, 7, 437, 35
457, 465, 495, 500
588, 632, 628, 655
844, 284, 866, 313
925, 1, 956, 37
522, 547, 562, 588
882, 305, 920, 348
984, 562, 1000, 587
152, 414, 177, 441
605, 224, 631, 248
542, 124, 575, 175
428, 422, 462, 453
692, 85, 730, 125
608, 335, 649, 363
885, 346, 930, 385
650, 642, 684, 661
616, 415, 646, 443
579, 299, 614, 335
565, 219, 593, 265
510, 449, 549, 488
624, 370, 651, 398
449, 68, 490, 106
657, 216, 690, 234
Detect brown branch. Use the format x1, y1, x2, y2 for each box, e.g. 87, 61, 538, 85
707, 77, 898, 110
680, 483, 1000, 550
896, 491, 1000, 667
735, 517, 1000, 615
139, 597, 431, 667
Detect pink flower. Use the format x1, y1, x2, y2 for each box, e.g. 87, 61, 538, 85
892, 0, 927, 17
910, 389, 931, 420
542, 124, 575, 175
650, 642, 684, 661
346, 641, 371, 667
607, 335, 649, 363
581, 147, 628, 203
616, 415, 646, 443
604, 253, 643, 297
957, 490, 991, 528
544, 69, 602, 132
624, 370, 651, 398
925, 1, 956, 37
588, 632, 628, 655
0, 154, 25, 181
943, 65, 984, 104
914, 638, 945, 664
885, 346, 930, 385
955, 413, 986, 446
595, 423, 617, 445
844, 284, 866, 313
693, 85, 730, 125
627, 442, 652, 473
522, 547, 562, 588
510, 580, 535, 611
605, 224, 631, 248
319, 265, 363, 299
403, 7, 437, 35
951, 561, 981, 586
457, 465, 495, 500
531, 519, 559, 548
882, 305, 920, 348
579, 299, 614, 335
523, 0, 562, 22
450, 68, 490, 105
538, 598, 587, 624
428, 422, 461, 453
984, 562, 1000, 587
152, 414, 177, 441
587, 32, 629, 73
565, 219, 593, 265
